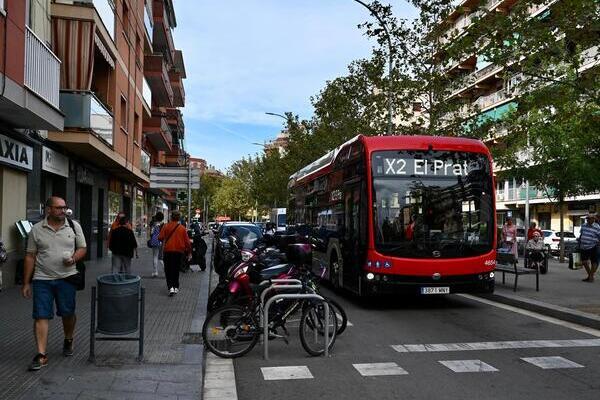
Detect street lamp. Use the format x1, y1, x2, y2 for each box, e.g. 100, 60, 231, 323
352, 0, 394, 135
265, 112, 288, 121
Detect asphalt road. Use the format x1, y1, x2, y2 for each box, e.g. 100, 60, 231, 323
233, 288, 600, 400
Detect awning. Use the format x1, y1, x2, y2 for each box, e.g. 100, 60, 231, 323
94, 34, 115, 69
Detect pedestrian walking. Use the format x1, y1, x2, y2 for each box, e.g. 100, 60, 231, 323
502, 217, 519, 260
108, 215, 138, 274
20, 196, 87, 371
158, 210, 192, 296
579, 214, 600, 282
148, 212, 165, 277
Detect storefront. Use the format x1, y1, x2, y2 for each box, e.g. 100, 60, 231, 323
41, 146, 69, 201
0, 132, 33, 289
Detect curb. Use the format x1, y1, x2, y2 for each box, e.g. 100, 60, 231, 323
478, 292, 600, 330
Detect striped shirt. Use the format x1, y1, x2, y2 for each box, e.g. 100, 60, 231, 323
579, 223, 600, 250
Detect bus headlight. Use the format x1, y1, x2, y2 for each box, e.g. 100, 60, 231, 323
366, 272, 375, 280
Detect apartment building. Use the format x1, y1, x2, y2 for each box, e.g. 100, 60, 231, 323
439, 0, 599, 232
142, 0, 186, 208
0, 0, 63, 287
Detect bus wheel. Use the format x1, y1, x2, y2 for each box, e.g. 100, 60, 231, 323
330, 254, 341, 289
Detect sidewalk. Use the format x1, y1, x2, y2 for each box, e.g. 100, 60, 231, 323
0, 240, 212, 400
483, 256, 600, 329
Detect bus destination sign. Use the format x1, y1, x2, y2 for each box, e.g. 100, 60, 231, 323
378, 158, 470, 177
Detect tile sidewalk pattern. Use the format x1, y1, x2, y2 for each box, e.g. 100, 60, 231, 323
0, 241, 212, 400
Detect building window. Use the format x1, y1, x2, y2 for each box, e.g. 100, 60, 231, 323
134, 113, 140, 143
120, 95, 128, 132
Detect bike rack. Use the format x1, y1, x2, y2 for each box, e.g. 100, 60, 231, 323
259, 279, 304, 308
263, 293, 330, 360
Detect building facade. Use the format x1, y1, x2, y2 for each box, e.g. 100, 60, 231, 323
438, 0, 599, 232
0, 0, 63, 288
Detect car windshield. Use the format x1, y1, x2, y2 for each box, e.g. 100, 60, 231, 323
371, 150, 494, 259
220, 225, 263, 249
542, 231, 553, 237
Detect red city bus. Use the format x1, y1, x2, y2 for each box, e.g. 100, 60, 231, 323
287, 135, 496, 296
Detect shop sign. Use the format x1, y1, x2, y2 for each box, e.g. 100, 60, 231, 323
76, 165, 95, 185
136, 188, 144, 199
0, 133, 33, 171
42, 146, 69, 177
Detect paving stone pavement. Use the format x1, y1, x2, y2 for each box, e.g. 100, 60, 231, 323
0, 238, 212, 400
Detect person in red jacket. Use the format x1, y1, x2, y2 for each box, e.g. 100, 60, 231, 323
158, 210, 191, 296
527, 222, 543, 241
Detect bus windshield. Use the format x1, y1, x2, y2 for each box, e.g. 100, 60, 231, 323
371, 150, 494, 259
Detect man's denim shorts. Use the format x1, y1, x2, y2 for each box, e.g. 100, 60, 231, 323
32, 279, 76, 319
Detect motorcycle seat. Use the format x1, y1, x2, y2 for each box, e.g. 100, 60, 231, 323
259, 263, 294, 280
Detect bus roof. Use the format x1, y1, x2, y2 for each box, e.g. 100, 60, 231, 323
289, 134, 489, 186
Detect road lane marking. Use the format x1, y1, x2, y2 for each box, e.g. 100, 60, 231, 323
458, 294, 600, 337
439, 360, 498, 373
521, 356, 584, 369
392, 338, 600, 353
261, 366, 313, 380
203, 353, 238, 400
353, 362, 409, 376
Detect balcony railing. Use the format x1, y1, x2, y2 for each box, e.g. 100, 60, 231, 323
143, 77, 152, 108
60, 91, 114, 145
141, 149, 151, 175
475, 88, 511, 110
25, 27, 61, 109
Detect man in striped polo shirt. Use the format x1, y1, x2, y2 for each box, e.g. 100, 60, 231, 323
579, 214, 600, 282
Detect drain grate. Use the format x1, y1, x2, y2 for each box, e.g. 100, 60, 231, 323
182, 332, 203, 344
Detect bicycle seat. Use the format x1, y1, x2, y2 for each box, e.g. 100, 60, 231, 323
260, 263, 294, 280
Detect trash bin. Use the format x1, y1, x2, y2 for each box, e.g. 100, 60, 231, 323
96, 274, 141, 335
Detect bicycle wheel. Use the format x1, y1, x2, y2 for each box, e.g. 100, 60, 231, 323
299, 301, 337, 356
202, 305, 260, 358
327, 299, 348, 336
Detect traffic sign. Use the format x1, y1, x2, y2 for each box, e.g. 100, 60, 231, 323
150, 167, 200, 189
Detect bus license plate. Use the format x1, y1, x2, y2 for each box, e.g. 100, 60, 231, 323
421, 287, 450, 295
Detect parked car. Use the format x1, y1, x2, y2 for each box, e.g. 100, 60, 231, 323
213, 221, 263, 275
541, 230, 577, 255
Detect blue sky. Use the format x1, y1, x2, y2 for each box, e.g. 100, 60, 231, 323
172, 1, 416, 171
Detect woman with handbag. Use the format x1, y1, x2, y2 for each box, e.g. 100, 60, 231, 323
158, 210, 192, 296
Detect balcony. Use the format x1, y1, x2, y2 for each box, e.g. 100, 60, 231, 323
25, 27, 61, 109
144, 54, 173, 107
60, 90, 113, 144
165, 108, 184, 138
49, 91, 147, 183
143, 114, 172, 151
580, 45, 599, 72
169, 70, 185, 107
152, 1, 175, 63
164, 152, 186, 167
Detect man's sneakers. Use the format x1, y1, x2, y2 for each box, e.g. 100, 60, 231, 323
63, 338, 74, 357
174, 288, 179, 294
169, 287, 175, 296
152, 272, 158, 278
28, 353, 48, 371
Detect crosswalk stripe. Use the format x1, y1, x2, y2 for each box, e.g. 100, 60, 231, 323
392, 338, 600, 353
521, 356, 584, 369
261, 366, 313, 380
439, 360, 498, 373
353, 362, 409, 376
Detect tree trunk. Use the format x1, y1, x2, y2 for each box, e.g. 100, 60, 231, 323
559, 195, 565, 263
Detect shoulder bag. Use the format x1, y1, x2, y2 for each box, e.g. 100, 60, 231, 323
64, 218, 86, 290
